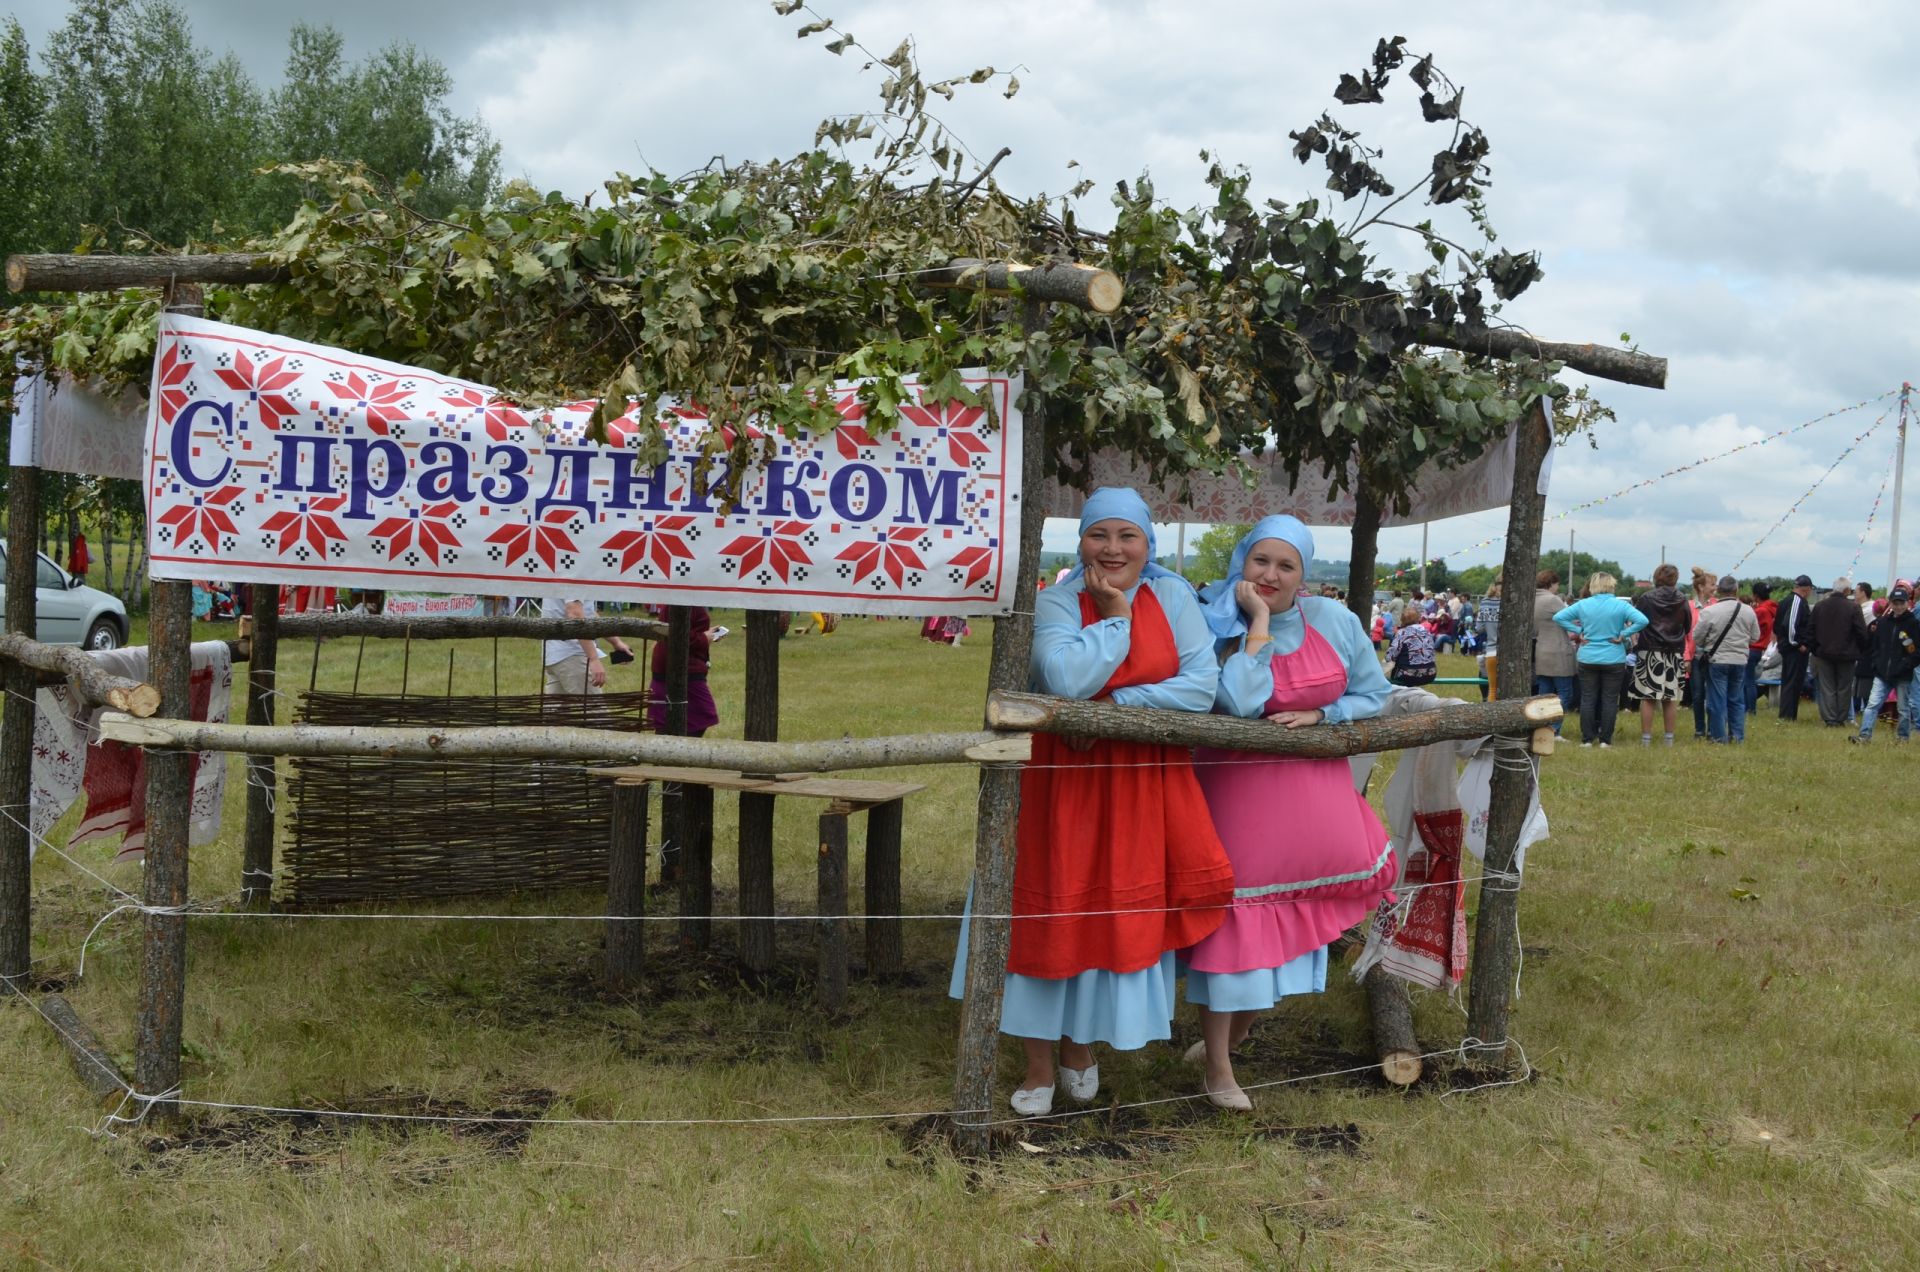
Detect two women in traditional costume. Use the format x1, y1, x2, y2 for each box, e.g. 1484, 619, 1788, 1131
952, 500, 1397, 1115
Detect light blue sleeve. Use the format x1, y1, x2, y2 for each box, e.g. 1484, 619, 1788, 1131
1619, 599, 1649, 638
1310, 599, 1392, 725
1028, 584, 1129, 699
1108, 577, 1220, 712
1552, 598, 1585, 634
1215, 640, 1276, 719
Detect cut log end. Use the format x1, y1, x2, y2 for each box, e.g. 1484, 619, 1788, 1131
1521, 695, 1564, 723
1379, 1050, 1424, 1087
1084, 270, 1124, 314
122, 683, 163, 719
1530, 725, 1556, 756
4, 256, 24, 294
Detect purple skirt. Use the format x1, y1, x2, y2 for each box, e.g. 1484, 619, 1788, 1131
648, 676, 719, 736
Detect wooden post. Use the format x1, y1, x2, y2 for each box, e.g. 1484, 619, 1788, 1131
133, 282, 202, 1119
605, 781, 648, 992
952, 299, 1049, 1151
737, 609, 781, 972
659, 606, 691, 884
864, 797, 904, 977
241, 585, 280, 905
0, 463, 42, 980
677, 781, 713, 953
816, 809, 849, 1013
1466, 395, 1553, 1066
133, 576, 193, 1117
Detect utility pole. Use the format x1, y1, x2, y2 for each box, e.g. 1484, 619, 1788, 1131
1890, 382, 1910, 586
1568, 528, 1577, 595
1418, 522, 1429, 593
1175, 522, 1187, 577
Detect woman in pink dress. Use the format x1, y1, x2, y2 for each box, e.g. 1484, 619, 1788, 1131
1186, 516, 1398, 1109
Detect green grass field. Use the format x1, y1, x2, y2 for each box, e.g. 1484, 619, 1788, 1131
2, 612, 1916, 1270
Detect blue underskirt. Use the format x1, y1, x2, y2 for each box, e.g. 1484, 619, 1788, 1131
948, 889, 1178, 1051
1183, 948, 1328, 1011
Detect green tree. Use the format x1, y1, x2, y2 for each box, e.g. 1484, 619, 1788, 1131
38, 0, 268, 250
265, 25, 500, 223
1185, 523, 1251, 587
0, 18, 46, 263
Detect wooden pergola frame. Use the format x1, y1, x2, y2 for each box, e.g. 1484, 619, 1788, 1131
0, 250, 1662, 1153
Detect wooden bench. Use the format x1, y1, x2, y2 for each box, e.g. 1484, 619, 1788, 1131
593, 765, 922, 1011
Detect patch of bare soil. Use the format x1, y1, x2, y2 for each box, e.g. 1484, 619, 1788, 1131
137, 1086, 558, 1174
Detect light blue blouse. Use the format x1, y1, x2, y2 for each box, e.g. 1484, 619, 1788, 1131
1551, 593, 1649, 666
1030, 574, 1217, 711
1214, 595, 1391, 725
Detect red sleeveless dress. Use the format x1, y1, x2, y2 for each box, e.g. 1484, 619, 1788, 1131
1008, 586, 1235, 978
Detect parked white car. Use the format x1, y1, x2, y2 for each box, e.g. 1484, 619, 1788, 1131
0, 547, 130, 649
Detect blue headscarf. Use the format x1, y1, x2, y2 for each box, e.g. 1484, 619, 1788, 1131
1198, 515, 1317, 639
1065, 487, 1182, 588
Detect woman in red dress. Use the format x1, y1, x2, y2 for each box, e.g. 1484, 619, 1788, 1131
950, 487, 1233, 1116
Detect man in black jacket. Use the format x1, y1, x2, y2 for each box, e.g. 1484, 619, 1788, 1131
1810, 577, 1870, 726
1775, 575, 1815, 721
1851, 586, 1920, 743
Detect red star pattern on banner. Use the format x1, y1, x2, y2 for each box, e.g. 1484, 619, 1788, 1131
156, 483, 244, 552
837, 526, 927, 587
899, 398, 989, 467
947, 545, 995, 589
214, 354, 300, 430
326, 372, 414, 435
259, 493, 348, 556
719, 521, 812, 582
486, 508, 579, 570
369, 501, 463, 565
603, 515, 697, 575
156, 343, 195, 426
830, 392, 881, 459
439, 388, 529, 441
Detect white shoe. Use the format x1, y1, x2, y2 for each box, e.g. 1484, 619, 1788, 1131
1182, 1039, 1208, 1065
1009, 1085, 1054, 1117
1581, 741, 1593, 748
1205, 1080, 1253, 1112
1058, 1063, 1099, 1103
1598, 742, 1611, 749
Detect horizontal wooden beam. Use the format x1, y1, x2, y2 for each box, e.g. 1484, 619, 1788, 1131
7, 252, 1124, 313
6, 252, 289, 294
277, 613, 669, 642
985, 691, 1561, 759
0, 634, 160, 716
918, 258, 1123, 314
96, 713, 1033, 772
1418, 324, 1667, 390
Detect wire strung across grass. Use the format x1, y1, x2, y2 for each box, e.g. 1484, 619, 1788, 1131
0, 970, 1527, 1139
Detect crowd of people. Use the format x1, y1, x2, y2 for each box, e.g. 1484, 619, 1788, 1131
1376, 566, 1918, 747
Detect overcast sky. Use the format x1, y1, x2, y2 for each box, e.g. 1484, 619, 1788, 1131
16, 0, 1920, 584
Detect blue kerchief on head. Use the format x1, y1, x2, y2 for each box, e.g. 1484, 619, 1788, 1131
1066, 487, 1181, 587
1198, 515, 1317, 639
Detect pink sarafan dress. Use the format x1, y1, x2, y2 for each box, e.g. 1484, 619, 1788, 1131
1184, 622, 1398, 1010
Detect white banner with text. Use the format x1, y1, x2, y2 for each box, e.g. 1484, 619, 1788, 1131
144, 315, 1023, 615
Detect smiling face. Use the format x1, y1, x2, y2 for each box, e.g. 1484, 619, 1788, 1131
1079, 518, 1150, 591
1241, 537, 1304, 613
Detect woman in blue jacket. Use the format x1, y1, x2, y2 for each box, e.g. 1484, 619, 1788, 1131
1552, 572, 1650, 747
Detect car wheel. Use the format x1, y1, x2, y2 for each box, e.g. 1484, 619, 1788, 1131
85, 620, 122, 651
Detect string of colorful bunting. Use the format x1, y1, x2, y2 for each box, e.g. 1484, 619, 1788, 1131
1381, 387, 1903, 581
1846, 440, 1898, 578
1730, 410, 1891, 573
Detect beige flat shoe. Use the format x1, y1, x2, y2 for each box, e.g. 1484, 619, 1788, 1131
1205, 1080, 1253, 1112
1182, 1040, 1207, 1065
